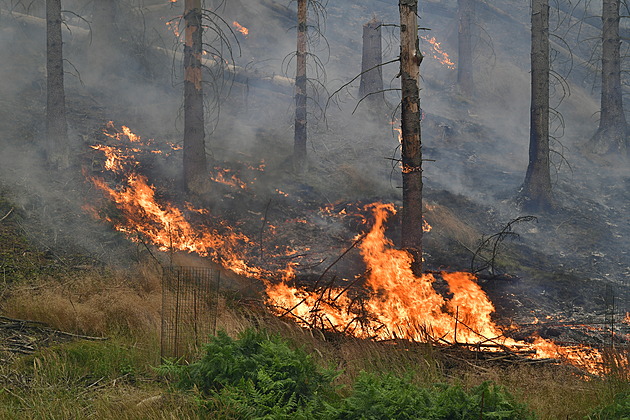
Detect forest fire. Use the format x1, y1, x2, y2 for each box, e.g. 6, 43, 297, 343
86, 123, 606, 375
232, 21, 249, 37
421, 35, 455, 69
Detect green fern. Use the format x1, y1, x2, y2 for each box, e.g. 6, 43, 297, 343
329, 372, 535, 420
160, 328, 338, 418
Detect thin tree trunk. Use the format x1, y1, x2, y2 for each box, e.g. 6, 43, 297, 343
399, 0, 424, 275
589, 0, 628, 155
89, 0, 117, 79
457, 0, 474, 98
46, 0, 69, 169
183, 0, 209, 193
293, 0, 308, 172
521, 0, 553, 211
359, 18, 385, 107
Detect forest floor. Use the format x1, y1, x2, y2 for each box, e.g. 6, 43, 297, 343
1, 1, 629, 418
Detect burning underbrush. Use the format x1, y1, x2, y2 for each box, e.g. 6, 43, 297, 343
81, 122, 629, 376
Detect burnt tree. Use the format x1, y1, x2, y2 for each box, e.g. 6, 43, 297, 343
520, 0, 553, 211
46, 0, 69, 169
183, 0, 209, 193
293, 0, 308, 172
89, 0, 117, 80
457, 0, 474, 98
359, 18, 385, 107
399, 0, 424, 275
589, 0, 628, 155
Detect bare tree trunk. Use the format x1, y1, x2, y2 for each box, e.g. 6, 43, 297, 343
88, 0, 117, 80
293, 0, 308, 172
183, 0, 209, 194
589, 0, 628, 155
520, 0, 553, 211
457, 0, 474, 98
399, 0, 423, 275
46, 0, 69, 169
359, 18, 385, 107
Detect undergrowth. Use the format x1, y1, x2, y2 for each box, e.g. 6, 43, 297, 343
159, 328, 537, 419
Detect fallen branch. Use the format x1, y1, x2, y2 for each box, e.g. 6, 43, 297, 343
0, 207, 14, 223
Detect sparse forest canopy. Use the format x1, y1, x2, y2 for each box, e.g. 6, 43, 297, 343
0, 0, 628, 418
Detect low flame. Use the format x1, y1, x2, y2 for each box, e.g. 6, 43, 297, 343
232, 21, 249, 37
421, 36, 455, 69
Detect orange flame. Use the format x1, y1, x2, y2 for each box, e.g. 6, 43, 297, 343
421, 36, 455, 69
232, 21, 249, 37
88, 123, 604, 375
267, 203, 510, 343
88, 123, 290, 279
166, 19, 181, 38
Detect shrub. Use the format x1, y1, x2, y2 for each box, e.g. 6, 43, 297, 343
588, 391, 630, 420
159, 329, 339, 418
328, 372, 535, 420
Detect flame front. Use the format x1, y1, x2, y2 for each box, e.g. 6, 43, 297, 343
87, 124, 287, 279
88, 123, 605, 375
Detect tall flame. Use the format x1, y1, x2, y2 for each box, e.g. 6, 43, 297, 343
266, 203, 511, 344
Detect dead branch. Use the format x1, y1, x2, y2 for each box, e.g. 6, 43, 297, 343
0, 208, 14, 223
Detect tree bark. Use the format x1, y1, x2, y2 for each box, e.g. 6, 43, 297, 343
183, 0, 209, 194
46, 0, 69, 169
520, 0, 553, 211
359, 18, 385, 107
293, 0, 308, 172
399, 0, 424, 275
88, 0, 117, 79
457, 0, 474, 98
589, 0, 628, 155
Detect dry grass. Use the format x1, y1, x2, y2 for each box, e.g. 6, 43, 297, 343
1, 265, 162, 337
0, 262, 627, 419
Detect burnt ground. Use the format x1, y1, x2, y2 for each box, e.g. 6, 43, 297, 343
1, 0, 629, 353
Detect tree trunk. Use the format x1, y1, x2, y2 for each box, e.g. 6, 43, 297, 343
399, 0, 424, 275
359, 18, 385, 107
589, 0, 628, 155
457, 0, 474, 98
46, 0, 69, 169
183, 0, 209, 194
293, 0, 308, 172
520, 0, 553, 211
88, 0, 117, 80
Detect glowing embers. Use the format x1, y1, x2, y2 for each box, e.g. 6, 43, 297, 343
232, 21, 249, 37
421, 35, 455, 69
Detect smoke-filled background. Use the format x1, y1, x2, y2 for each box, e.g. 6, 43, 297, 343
0, 0, 628, 325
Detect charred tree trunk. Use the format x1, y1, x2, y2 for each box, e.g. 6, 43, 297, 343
399, 0, 424, 275
88, 0, 117, 80
457, 0, 474, 98
589, 0, 628, 155
183, 0, 209, 194
520, 0, 553, 211
293, 0, 308, 172
359, 18, 385, 108
46, 0, 69, 169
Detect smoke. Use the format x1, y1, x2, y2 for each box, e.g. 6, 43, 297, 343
0, 0, 628, 316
